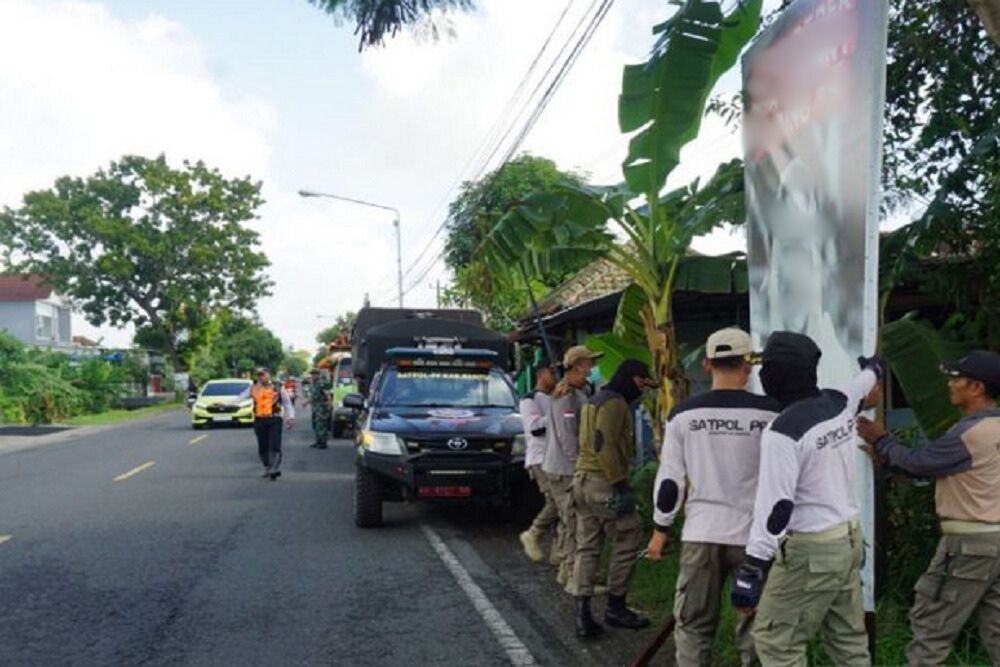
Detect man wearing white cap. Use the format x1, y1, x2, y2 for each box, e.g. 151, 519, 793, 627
542, 344, 603, 592
649, 328, 780, 665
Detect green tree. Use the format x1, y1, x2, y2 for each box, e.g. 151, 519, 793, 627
484, 0, 761, 420
282, 349, 311, 377
880, 0, 1000, 347
211, 317, 285, 376
442, 154, 590, 329
316, 311, 357, 347
307, 0, 472, 50
0, 155, 272, 371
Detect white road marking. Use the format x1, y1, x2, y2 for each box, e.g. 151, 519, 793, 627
113, 460, 156, 482
0, 535, 11, 546
188, 435, 208, 445
421, 525, 536, 666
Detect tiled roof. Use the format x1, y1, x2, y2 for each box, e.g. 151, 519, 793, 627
0, 275, 54, 302
533, 257, 632, 315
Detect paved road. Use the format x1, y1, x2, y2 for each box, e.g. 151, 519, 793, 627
0, 407, 659, 666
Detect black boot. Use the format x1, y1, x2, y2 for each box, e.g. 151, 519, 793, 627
575, 597, 603, 638
604, 594, 650, 629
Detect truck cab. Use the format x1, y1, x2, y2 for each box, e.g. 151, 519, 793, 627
344, 309, 526, 528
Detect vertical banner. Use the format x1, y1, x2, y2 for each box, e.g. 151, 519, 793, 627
743, 0, 888, 612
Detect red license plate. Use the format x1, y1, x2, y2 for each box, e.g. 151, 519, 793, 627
417, 486, 472, 498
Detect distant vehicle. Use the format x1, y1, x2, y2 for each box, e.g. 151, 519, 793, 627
330, 353, 357, 438
344, 307, 526, 528
190, 379, 254, 430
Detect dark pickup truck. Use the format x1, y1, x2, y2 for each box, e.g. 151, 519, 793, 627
344, 308, 526, 528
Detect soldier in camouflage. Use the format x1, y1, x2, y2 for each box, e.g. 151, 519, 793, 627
306, 368, 332, 449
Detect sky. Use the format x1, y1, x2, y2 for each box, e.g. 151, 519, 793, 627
0, 0, 780, 352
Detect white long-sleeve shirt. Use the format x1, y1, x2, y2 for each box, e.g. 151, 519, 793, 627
653, 390, 780, 546
746, 369, 877, 561
519, 391, 552, 468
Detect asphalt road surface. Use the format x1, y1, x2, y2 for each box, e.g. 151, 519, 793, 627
0, 406, 661, 666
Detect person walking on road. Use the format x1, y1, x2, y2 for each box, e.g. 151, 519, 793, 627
857, 350, 1000, 666
649, 328, 780, 666
240, 368, 295, 480
730, 332, 882, 666
305, 368, 332, 449
543, 345, 602, 594
519, 361, 559, 563
573, 359, 658, 638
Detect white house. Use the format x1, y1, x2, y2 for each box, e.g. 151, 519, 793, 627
0, 275, 73, 351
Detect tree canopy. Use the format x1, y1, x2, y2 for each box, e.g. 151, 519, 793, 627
0, 155, 272, 369
307, 0, 473, 50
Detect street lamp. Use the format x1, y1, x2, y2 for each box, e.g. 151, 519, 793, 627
298, 189, 403, 308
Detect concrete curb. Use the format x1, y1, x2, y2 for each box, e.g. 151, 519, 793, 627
0, 407, 187, 457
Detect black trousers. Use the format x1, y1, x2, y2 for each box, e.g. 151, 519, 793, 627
254, 417, 283, 469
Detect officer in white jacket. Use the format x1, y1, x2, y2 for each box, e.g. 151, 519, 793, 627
518, 361, 558, 563
649, 328, 780, 666
730, 332, 882, 666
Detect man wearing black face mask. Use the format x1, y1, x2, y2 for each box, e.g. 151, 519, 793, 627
572, 359, 657, 638
730, 332, 883, 666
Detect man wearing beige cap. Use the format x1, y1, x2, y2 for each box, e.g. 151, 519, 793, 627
542, 344, 602, 593
649, 328, 780, 665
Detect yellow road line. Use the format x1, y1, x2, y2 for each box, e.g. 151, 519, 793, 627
113, 461, 156, 482
0, 535, 11, 546
189, 434, 208, 445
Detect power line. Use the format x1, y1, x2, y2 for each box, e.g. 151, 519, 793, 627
401, 0, 616, 298
399, 0, 579, 283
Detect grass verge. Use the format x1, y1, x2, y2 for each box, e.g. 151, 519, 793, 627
64, 400, 184, 427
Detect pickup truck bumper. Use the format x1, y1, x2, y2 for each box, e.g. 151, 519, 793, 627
359, 449, 526, 501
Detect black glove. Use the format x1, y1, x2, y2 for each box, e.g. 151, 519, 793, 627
611, 480, 636, 517
857, 354, 886, 380
730, 556, 771, 610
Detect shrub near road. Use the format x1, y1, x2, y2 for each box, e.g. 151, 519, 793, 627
0, 332, 129, 425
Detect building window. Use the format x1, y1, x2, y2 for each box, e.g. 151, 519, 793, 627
36, 315, 53, 340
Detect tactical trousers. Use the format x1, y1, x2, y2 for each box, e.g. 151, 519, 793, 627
254, 417, 283, 471
547, 473, 576, 579
572, 471, 642, 597
906, 531, 1000, 666
311, 406, 331, 444
528, 465, 560, 535
674, 542, 758, 667
753, 521, 869, 667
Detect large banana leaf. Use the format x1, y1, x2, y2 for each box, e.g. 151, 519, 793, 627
613, 283, 648, 346
674, 252, 747, 293
882, 318, 970, 439
619, 0, 762, 195
584, 332, 653, 383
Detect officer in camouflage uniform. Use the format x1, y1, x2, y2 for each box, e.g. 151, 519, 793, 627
307, 368, 332, 449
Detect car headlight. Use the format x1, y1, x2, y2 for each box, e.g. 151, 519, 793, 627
361, 430, 406, 455
512, 434, 526, 456
238, 399, 253, 409
194, 402, 209, 411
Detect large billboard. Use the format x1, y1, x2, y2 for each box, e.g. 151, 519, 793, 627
743, 0, 888, 611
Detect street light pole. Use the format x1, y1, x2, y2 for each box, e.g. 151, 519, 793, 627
298, 189, 403, 308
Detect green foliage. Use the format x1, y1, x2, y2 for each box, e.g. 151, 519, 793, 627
584, 333, 652, 384
881, 1, 1000, 347
0, 155, 272, 368
882, 318, 970, 439
282, 352, 310, 377
316, 311, 357, 346
211, 316, 285, 375
442, 155, 590, 328
307, 0, 473, 50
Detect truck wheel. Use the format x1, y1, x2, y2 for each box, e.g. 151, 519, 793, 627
332, 421, 345, 439
354, 466, 383, 528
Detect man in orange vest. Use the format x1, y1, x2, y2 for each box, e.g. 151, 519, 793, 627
239, 368, 295, 480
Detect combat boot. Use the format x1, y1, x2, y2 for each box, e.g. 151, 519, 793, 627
604, 594, 649, 629
519, 528, 544, 562
575, 596, 603, 638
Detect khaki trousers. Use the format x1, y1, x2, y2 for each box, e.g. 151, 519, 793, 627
906, 531, 1000, 666
572, 471, 642, 597
753, 522, 870, 667
674, 542, 758, 667
547, 472, 576, 576
527, 465, 560, 535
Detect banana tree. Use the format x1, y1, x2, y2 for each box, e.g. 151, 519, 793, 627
483, 0, 761, 422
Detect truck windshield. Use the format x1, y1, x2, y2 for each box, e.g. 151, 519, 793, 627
377, 368, 515, 408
